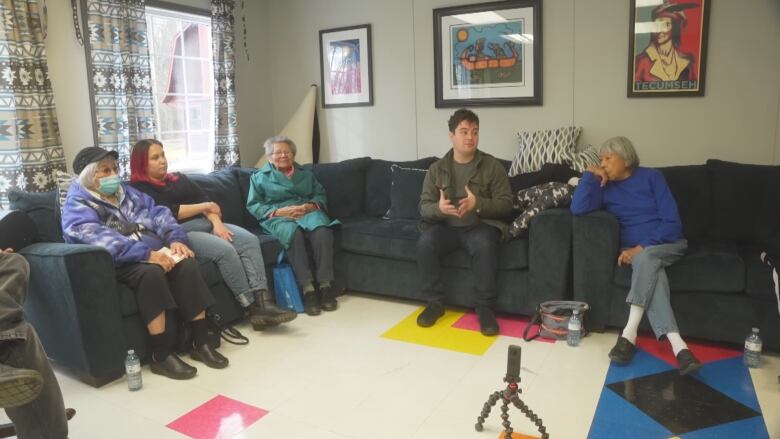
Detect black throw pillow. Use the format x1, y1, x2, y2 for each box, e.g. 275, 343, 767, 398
385, 165, 427, 219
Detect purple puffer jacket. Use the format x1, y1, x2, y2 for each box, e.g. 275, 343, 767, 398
61, 181, 189, 266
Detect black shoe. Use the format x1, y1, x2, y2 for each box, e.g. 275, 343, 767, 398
191, 343, 229, 369
303, 291, 321, 316
676, 349, 702, 376
416, 303, 445, 327
0, 365, 43, 408
249, 295, 298, 329
320, 286, 338, 312
608, 336, 636, 365
150, 353, 197, 380
476, 307, 499, 336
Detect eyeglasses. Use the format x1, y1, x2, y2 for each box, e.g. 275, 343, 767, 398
272, 151, 293, 157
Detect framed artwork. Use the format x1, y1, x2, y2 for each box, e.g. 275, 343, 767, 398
319, 24, 374, 108
628, 0, 710, 97
433, 0, 542, 108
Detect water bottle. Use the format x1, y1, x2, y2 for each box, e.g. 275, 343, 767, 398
567, 310, 582, 347
743, 328, 762, 368
125, 349, 142, 391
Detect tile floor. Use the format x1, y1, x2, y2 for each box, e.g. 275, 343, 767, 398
3, 293, 779, 438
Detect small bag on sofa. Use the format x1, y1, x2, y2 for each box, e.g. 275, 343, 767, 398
273, 250, 304, 313
523, 300, 590, 341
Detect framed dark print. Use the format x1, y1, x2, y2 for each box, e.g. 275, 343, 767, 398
433, 0, 542, 108
628, 0, 710, 97
319, 24, 374, 108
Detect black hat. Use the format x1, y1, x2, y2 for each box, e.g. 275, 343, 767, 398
73, 147, 119, 175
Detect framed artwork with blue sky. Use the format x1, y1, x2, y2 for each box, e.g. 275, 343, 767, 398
433, 0, 542, 107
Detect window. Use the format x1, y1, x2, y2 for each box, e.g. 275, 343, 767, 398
146, 7, 214, 173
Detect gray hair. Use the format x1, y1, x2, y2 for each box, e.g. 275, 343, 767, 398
76, 156, 116, 190
599, 136, 640, 170
263, 135, 297, 157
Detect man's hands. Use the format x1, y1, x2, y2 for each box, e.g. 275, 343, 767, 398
439, 186, 477, 218
275, 203, 317, 220
587, 165, 609, 187
617, 245, 644, 266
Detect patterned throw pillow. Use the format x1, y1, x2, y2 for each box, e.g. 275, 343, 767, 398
55, 170, 74, 213
563, 145, 600, 172
508, 126, 582, 177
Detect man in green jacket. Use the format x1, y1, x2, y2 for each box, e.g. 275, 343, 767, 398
416, 109, 513, 335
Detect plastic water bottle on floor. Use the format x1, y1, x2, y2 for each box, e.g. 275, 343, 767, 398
743, 328, 762, 368
567, 310, 582, 347
125, 349, 142, 391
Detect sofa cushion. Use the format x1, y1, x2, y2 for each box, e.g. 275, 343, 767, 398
510, 163, 580, 194
187, 168, 244, 226
364, 157, 437, 217
742, 245, 776, 302
612, 241, 745, 293
8, 189, 64, 243
509, 126, 581, 176
339, 217, 528, 270
385, 165, 426, 219
307, 157, 371, 220
231, 167, 257, 228
706, 160, 779, 243
659, 165, 711, 244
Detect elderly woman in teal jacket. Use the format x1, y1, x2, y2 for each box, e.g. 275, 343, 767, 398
247, 136, 340, 316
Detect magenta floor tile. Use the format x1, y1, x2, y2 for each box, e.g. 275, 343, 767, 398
451, 312, 556, 343
166, 395, 268, 439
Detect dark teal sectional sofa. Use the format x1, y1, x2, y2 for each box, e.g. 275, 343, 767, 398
573, 160, 780, 350
9, 156, 573, 386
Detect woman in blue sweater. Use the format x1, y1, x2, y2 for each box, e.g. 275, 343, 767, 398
571, 136, 701, 375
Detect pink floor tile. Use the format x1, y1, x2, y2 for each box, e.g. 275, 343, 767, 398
452, 312, 556, 343
167, 395, 268, 439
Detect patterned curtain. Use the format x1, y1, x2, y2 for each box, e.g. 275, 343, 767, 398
0, 0, 67, 207
85, 0, 154, 177
211, 0, 240, 169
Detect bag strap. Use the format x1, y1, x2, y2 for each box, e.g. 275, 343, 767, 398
276, 249, 286, 265
209, 318, 249, 345
523, 309, 542, 341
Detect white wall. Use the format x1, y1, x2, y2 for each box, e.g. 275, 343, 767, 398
263, 0, 780, 167
44, 0, 271, 171
43, 0, 780, 170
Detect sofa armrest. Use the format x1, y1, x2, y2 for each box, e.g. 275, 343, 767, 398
20, 242, 127, 385
527, 208, 573, 303
572, 211, 620, 331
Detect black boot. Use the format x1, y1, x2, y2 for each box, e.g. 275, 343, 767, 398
303, 291, 321, 316
250, 290, 298, 330
319, 285, 338, 312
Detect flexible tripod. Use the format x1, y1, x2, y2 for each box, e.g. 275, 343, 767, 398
475, 346, 548, 439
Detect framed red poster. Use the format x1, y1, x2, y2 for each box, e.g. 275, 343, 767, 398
628, 0, 710, 97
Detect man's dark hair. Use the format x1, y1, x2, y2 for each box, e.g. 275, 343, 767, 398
448, 108, 479, 133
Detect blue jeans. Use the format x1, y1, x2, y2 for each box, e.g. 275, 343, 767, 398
182, 217, 268, 308
626, 239, 688, 339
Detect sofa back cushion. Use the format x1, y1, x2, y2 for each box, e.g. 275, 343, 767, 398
7, 189, 64, 243
187, 168, 245, 226
706, 160, 779, 242
231, 167, 257, 228
659, 165, 711, 243
385, 165, 428, 219
364, 157, 437, 217
307, 157, 371, 220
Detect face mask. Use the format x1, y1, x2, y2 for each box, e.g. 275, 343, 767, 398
98, 175, 120, 195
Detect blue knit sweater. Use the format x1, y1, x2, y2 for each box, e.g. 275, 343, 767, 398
570, 167, 683, 249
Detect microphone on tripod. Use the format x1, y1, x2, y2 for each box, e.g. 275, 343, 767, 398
475, 345, 549, 439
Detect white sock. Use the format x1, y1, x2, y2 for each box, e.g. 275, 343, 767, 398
621, 305, 644, 344
666, 332, 688, 356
